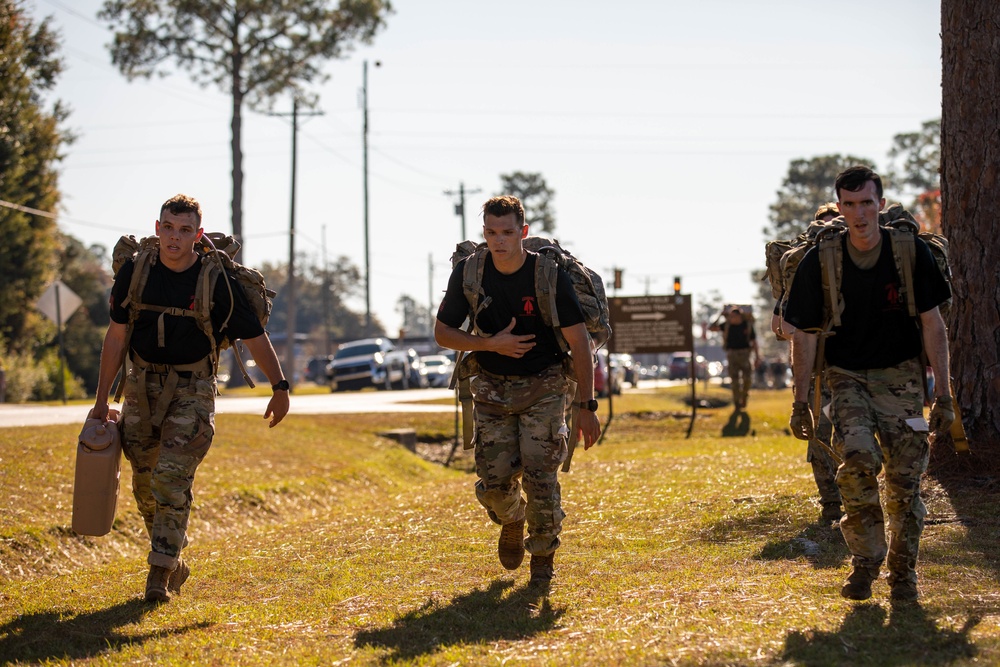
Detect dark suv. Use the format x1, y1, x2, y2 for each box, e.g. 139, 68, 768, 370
328, 338, 410, 391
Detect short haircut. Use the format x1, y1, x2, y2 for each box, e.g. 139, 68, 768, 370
814, 202, 839, 220
160, 194, 203, 226
482, 195, 525, 226
835, 166, 883, 201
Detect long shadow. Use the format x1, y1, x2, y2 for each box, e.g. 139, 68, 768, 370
721, 410, 751, 437
0, 599, 210, 665
354, 578, 564, 663
756, 518, 850, 570
779, 602, 979, 666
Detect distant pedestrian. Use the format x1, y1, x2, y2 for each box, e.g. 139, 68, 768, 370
435, 195, 601, 588
710, 306, 759, 411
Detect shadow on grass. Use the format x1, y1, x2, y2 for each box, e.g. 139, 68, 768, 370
0, 598, 211, 665
756, 520, 851, 570
354, 578, 564, 663
779, 601, 979, 666
721, 410, 751, 437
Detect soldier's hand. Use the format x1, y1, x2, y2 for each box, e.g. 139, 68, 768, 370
491, 318, 536, 358
929, 394, 955, 433
264, 390, 290, 428
579, 410, 601, 450
789, 401, 814, 441
88, 402, 110, 423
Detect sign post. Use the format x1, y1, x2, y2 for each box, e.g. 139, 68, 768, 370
36, 280, 83, 404
609, 294, 697, 437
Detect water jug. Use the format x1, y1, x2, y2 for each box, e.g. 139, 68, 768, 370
72, 411, 122, 536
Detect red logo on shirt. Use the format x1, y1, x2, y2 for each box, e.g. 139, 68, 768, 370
884, 282, 903, 310
522, 296, 536, 316
189, 294, 197, 310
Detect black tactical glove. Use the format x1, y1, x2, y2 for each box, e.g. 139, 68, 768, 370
789, 401, 814, 441
929, 394, 955, 434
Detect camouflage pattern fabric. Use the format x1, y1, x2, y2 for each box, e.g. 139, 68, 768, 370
807, 379, 841, 505
121, 365, 217, 569
471, 365, 570, 557
827, 357, 928, 586
726, 348, 752, 407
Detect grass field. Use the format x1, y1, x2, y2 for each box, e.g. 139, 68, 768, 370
1, 386, 998, 666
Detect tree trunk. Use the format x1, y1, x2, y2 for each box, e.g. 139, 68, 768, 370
941, 0, 1000, 451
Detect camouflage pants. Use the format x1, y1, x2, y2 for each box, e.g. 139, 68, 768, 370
121, 364, 217, 570
807, 378, 841, 506
827, 358, 928, 585
471, 365, 570, 557
726, 348, 752, 407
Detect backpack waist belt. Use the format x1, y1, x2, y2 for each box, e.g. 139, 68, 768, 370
131, 353, 213, 438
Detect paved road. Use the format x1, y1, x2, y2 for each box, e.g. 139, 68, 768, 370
0, 388, 458, 428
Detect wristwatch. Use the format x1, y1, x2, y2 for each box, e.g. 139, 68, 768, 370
271, 379, 290, 392
577, 399, 599, 412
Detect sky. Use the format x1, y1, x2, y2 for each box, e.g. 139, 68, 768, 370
27, 0, 943, 338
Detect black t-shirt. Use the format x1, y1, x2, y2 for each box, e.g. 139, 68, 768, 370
784, 229, 951, 370
437, 252, 585, 376
723, 320, 755, 350
111, 256, 265, 365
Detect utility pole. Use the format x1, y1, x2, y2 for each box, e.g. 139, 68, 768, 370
362, 60, 382, 335
270, 98, 323, 389
321, 225, 332, 357
444, 182, 481, 240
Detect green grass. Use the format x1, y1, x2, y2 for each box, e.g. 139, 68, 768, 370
1, 388, 998, 666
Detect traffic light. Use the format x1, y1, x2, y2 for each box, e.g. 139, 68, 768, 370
613, 268, 623, 290
673, 275, 682, 294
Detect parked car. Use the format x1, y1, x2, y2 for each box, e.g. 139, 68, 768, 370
595, 349, 622, 397
418, 354, 454, 388
668, 352, 709, 380
328, 338, 410, 391
611, 352, 639, 387
305, 355, 334, 384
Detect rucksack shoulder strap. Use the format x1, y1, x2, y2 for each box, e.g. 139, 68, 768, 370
534, 250, 560, 329
885, 225, 918, 318
817, 228, 846, 328
461, 248, 490, 335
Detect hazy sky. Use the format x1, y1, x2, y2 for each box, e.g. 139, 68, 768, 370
29, 0, 942, 336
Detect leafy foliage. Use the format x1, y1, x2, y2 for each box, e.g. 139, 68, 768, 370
499, 171, 556, 233
886, 118, 940, 198
764, 153, 875, 241
0, 0, 73, 353
98, 0, 394, 247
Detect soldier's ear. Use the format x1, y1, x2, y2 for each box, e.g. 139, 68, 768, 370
520, 224, 528, 239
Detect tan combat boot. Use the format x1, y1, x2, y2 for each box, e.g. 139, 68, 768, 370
145, 564, 173, 602
168, 558, 190, 595
498, 517, 525, 570
529, 553, 555, 587
840, 565, 879, 601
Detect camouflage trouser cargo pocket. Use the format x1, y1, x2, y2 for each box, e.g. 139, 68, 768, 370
472, 365, 570, 555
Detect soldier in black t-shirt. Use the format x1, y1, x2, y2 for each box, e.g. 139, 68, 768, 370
784, 167, 953, 603
90, 194, 290, 603
709, 306, 759, 410
435, 195, 600, 588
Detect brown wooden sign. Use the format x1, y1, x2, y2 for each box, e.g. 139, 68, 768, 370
608, 294, 693, 354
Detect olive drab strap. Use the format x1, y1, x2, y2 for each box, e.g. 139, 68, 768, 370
816, 228, 846, 329
533, 251, 567, 351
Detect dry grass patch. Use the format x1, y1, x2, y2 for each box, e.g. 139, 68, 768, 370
1, 388, 999, 665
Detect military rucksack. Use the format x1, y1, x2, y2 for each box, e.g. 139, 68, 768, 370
110, 232, 275, 397
815, 204, 953, 328
450, 236, 611, 353
764, 219, 845, 337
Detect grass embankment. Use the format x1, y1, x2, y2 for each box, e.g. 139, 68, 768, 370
1, 387, 998, 666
